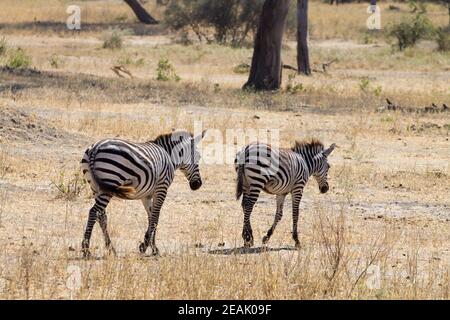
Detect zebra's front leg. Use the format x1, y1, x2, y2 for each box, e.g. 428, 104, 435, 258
139, 196, 152, 255
139, 190, 167, 256
262, 194, 286, 245
291, 191, 303, 249
82, 194, 111, 258
241, 188, 260, 248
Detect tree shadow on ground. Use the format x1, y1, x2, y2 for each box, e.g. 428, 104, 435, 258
0, 21, 164, 36
208, 246, 297, 255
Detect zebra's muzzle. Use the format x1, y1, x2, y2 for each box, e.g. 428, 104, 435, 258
189, 179, 202, 190
320, 184, 329, 194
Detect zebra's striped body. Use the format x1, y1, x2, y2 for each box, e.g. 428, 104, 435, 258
235, 139, 336, 248
80, 130, 206, 257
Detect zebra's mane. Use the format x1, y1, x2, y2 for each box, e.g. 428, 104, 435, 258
291, 139, 324, 155
151, 131, 193, 144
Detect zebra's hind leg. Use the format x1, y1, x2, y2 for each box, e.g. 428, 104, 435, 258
241, 187, 261, 248
97, 210, 116, 257
82, 193, 111, 258
291, 191, 303, 249
262, 194, 286, 245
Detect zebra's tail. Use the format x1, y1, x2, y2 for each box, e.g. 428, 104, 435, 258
235, 164, 244, 201
87, 143, 137, 198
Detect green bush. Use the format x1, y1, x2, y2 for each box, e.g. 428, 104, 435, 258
156, 58, 180, 82
7, 48, 31, 68
164, 0, 264, 46
388, 13, 435, 51
436, 27, 450, 51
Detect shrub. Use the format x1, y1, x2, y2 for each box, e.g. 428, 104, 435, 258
286, 74, 306, 94
358, 77, 370, 92
51, 170, 86, 201
164, 0, 264, 46
115, 13, 128, 22
436, 27, 450, 52
388, 13, 435, 51
7, 48, 31, 68
233, 63, 250, 74
49, 55, 63, 69
156, 58, 180, 81
118, 54, 145, 66
102, 30, 124, 50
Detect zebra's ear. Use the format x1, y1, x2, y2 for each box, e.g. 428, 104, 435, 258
193, 130, 207, 145
322, 143, 337, 157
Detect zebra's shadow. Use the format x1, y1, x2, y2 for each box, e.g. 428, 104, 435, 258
208, 246, 297, 255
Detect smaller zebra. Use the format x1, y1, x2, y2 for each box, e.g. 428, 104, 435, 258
234, 139, 336, 248
80, 130, 207, 258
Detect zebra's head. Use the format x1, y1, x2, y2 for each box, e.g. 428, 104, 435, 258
292, 139, 336, 194
170, 130, 207, 191
312, 143, 336, 194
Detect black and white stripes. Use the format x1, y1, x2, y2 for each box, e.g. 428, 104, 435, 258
80, 130, 206, 257
234, 139, 336, 248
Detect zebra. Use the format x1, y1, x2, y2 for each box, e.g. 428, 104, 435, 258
234, 139, 336, 248
80, 130, 207, 257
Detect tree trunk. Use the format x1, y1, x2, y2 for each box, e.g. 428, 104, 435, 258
297, 0, 311, 75
124, 0, 158, 24
243, 0, 291, 91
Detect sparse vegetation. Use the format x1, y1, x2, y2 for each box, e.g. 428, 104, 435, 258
118, 54, 145, 66
164, 0, 263, 46
0, 149, 11, 179
102, 29, 124, 50
388, 12, 435, 50
285, 74, 306, 94
233, 63, 250, 74
156, 58, 180, 81
49, 55, 63, 69
0, 37, 7, 56
6, 48, 31, 69
50, 170, 86, 201
436, 27, 450, 51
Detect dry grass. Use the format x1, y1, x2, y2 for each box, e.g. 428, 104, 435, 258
306, 1, 447, 40
0, 0, 449, 300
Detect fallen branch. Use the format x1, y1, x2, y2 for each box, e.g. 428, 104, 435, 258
322, 58, 337, 72
111, 65, 133, 79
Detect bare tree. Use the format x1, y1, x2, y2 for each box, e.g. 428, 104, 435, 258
297, 0, 311, 75
124, 0, 158, 24
243, 0, 291, 91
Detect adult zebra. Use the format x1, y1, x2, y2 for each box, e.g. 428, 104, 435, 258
235, 139, 336, 248
80, 130, 207, 257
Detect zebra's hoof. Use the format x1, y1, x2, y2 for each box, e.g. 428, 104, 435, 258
294, 241, 301, 249
262, 235, 269, 244
82, 250, 91, 259
139, 243, 147, 254
244, 239, 254, 248
151, 248, 160, 257
108, 246, 117, 257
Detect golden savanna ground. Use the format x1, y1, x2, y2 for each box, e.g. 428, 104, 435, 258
0, 0, 449, 299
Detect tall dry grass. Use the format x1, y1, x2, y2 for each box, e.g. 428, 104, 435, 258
0, 202, 448, 299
